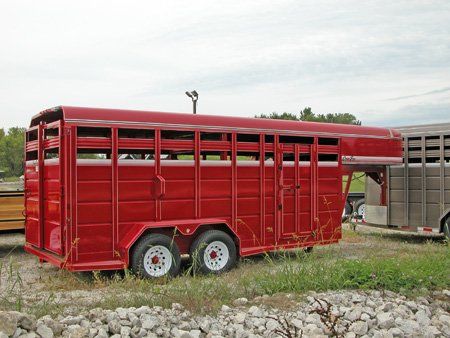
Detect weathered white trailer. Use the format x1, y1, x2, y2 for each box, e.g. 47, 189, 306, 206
365, 123, 450, 236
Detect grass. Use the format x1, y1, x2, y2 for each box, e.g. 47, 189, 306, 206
343, 173, 365, 192
1, 228, 448, 318
0, 176, 20, 182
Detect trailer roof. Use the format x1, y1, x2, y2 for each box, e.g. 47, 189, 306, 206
394, 122, 450, 136
30, 106, 400, 139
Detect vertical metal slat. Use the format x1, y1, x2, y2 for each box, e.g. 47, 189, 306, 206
403, 137, 409, 227
421, 136, 426, 227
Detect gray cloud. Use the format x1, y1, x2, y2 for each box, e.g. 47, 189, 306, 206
385, 87, 450, 101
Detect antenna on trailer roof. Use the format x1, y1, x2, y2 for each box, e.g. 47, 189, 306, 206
185, 90, 199, 114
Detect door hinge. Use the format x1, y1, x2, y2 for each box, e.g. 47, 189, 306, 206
60, 186, 64, 197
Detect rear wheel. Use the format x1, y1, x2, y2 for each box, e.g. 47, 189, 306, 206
190, 230, 237, 274
354, 198, 366, 220
130, 234, 181, 278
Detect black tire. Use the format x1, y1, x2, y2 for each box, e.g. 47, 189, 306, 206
130, 234, 181, 278
443, 216, 450, 239
342, 201, 352, 221
354, 198, 366, 219
190, 230, 237, 274
304, 246, 313, 253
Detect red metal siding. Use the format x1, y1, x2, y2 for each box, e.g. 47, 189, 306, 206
24, 106, 403, 271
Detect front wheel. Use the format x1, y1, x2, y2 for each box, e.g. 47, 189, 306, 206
130, 234, 181, 278
190, 230, 237, 274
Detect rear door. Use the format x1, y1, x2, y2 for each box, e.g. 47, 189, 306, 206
25, 123, 65, 255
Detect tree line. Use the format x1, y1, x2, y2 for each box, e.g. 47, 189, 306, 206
256, 107, 361, 125
0, 108, 361, 179
0, 127, 26, 178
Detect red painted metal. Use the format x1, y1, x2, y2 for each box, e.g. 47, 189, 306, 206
24, 106, 403, 272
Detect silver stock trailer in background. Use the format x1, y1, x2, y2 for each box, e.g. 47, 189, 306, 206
365, 123, 450, 236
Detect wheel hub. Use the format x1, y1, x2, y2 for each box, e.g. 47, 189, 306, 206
204, 241, 229, 271
143, 245, 172, 277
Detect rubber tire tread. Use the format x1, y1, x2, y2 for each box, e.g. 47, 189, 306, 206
131, 233, 181, 278
443, 217, 450, 239
190, 230, 237, 274
342, 201, 352, 221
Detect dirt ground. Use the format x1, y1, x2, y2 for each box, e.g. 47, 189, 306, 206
0, 224, 446, 317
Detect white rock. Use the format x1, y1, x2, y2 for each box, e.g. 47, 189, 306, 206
291, 318, 303, 329
121, 326, 131, 336
349, 321, 368, 336
19, 333, 38, 338
60, 315, 84, 325
304, 323, 323, 335
248, 306, 264, 318
189, 329, 201, 338
265, 319, 278, 331
116, 308, 128, 320
376, 312, 395, 329
361, 313, 371, 321
424, 325, 441, 337
0, 312, 18, 336
198, 319, 210, 333
172, 303, 184, 311
415, 309, 430, 326
140, 315, 158, 330
439, 314, 450, 325
399, 319, 420, 335
13, 327, 23, 338
234, 312, 246, 324
133, 306, 150, 316
221, 305, 231, 312
233, 298, 248, 306
346, 308, 362, 321
36, 324, 54, 338
108, 320, 122, 335
388, 327, 404, 337
405, 301, 418, 311
95, 328, 108, 338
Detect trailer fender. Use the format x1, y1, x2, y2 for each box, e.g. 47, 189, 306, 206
117, 218, 237, 266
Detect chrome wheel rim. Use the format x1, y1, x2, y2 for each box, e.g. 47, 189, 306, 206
358, 204, 365, 218
143, 245, 172, 277
204, 241, 229, 271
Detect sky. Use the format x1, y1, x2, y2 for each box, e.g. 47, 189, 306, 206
0, 0, 449, 129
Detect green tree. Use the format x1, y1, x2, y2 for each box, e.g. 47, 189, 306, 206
0, 127, 26, 177
256, 107, 361, 125
256, 112, 299, 121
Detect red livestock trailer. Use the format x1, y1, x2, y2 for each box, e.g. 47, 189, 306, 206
24, 106, 402, 277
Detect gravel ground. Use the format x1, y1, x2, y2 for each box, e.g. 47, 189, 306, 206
0, 226, 448, 337
0, 290, 449, 337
